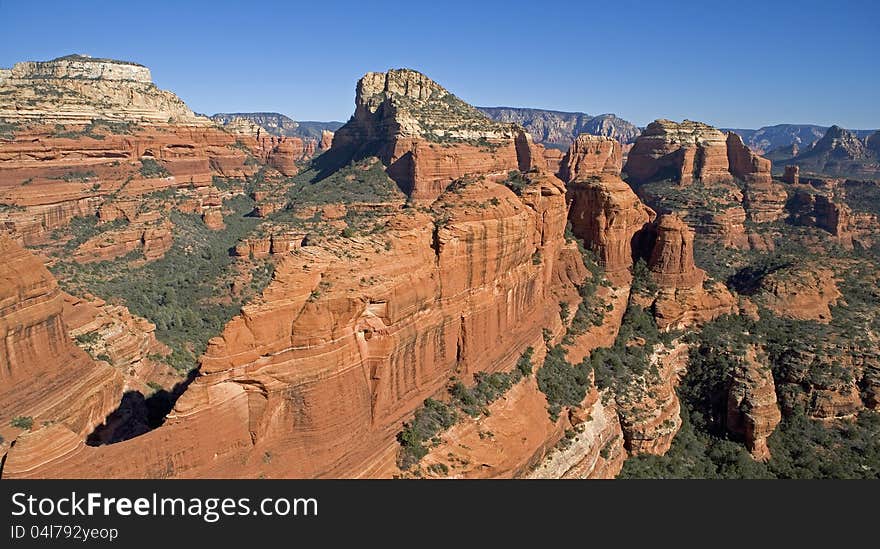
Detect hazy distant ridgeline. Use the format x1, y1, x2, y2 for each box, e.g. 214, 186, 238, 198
210, 112, 343, 139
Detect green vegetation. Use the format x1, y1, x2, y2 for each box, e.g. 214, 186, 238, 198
396, 398, 458, 470
51, 194, 267, 372
139, 158, 170, 178
53, 119, 136, 139
621, 313, 880, 478
50, 170, 97, 182
561, 246, 606, 343
397, 346, 537, 470
58, 216, 128, 252
502, 170, 529, 195
537, 344, 592, 420
0, 119, 19, 140
10, 416, 34, 430
284, 157, 404, 207
843, 180, 880, 217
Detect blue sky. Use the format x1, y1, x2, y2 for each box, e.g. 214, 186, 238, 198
1, 0, 877, 129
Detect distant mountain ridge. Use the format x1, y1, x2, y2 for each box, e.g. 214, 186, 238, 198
210, 112, 343, 139
767, 125, 880, 178
724, 124, 876, 154
477, 106, 640, 149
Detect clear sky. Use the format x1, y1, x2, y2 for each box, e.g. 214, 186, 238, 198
1, 0, 878, 129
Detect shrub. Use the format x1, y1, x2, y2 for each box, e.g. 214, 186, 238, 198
11, 416, 34, 430
140, 158, 170, 178
516, 347, 534, 377
537, 345, 592, 420
503, 170, 528, 195
396, 398, 458, 470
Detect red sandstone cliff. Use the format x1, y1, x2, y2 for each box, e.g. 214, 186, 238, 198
0, 236, 123, 447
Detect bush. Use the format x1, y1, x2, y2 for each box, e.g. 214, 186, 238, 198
396, 398, 458, 470
537, 345, 592, 420
140, 158, 170, 178
503, 170, 529, 195
516, 347, 534, 377
11, 416, 34, 430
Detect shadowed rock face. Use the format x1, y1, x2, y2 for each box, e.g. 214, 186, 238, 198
647, 214, 702, 289
567, 174, 654, 284
0, 236, 123, 446
331, 69, 540, 201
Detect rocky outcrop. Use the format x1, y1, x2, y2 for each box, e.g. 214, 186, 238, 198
0, 55, 209, 125
0, 236, 123, 447
62, 293, 175, 394
644, 214, 737, 330
726, 347, 781, 461
757, 265, 842, 323
727, 132, 771, 185
0, 54, 309, 247
624, 120, 733, 185
331, 69, 539, 201
2, 170, 578, 478
319, 130, 334, 150
787, 190, 854, 247
566, 175, 654, 283
73, 216, 173, 263
646, 214, 702, 288
558, 135, 622, 182
616, 342, 688, 455
743, 179, 788, 223
783, 165, 799, 184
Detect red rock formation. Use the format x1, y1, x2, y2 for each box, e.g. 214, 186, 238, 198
265, 137, 304, 176
73, 217, 173, 263
319, 130, 334, 151
558, 134, 622, 182
567, 175, 654, 284
647, 214, 702, 288
0, 123, 301, 246
788, 190, 854, 247
62, 293, 176, 394
0, 236, 123, 447
202, 209, 224, 230
542, 148, 565, 175
616, 342, 688, 455
331, 69, 537, 201
2, 171, 577, 478
726, 347, 781, 461
624, 120, 732, 185
644, 214, 737, 330
727, 132, 771, 185
758, 265, 841, 323
783, 165, 800, 185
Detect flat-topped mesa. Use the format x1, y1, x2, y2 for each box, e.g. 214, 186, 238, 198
0, 54, 210, 125
624, 119, 732, 185
558, 134, 622, 182
9, 55, 152, 82
331, 68, 539, 201
625, 120, 776, 187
